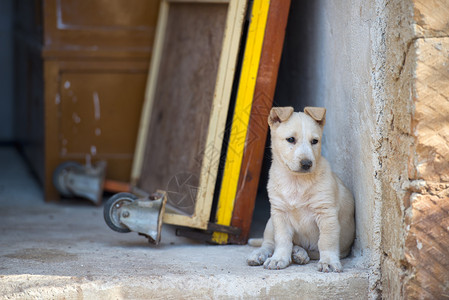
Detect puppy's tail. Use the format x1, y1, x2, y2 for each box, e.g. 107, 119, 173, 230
247, 238, 263, 247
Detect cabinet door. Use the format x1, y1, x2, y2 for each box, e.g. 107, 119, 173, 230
43, 0, 159, 58
45, 60, 147, 201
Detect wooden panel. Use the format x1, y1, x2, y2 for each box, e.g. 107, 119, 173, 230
43, 0, 159, 58
138, 3, 228, 216
132, 0, 247, 229
229, 0, 292, 244
56, 0, 156, 30
212, 0, 271, 244
45, 60, 148, 201
59, 72, 145, 164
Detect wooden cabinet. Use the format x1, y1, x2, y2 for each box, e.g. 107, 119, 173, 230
15, 0, 160, 201
42, 0, 158, 59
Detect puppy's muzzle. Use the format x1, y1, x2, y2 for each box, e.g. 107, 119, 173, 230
300, 159, 313, 171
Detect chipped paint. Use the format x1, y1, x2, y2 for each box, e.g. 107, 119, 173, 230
64, 81, 71, 89
93, 92, 101, 120
72, 113, 81, 124
85, 154, 91, 167
90, 146, 97, 156
95, 128, 101, 136
55, 94, 61, 105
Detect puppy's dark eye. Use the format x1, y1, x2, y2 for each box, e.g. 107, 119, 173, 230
286, 137, 295, 143
311, 139, 319, 145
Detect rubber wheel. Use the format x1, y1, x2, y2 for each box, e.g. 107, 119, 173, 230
52, 161, 83, 197
103, 192, 138, 233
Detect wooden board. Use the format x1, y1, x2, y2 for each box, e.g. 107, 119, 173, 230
43, 0, 160, 59
132, 0, 247, 229
212, 0, 271, 244
229, 0, 292, 244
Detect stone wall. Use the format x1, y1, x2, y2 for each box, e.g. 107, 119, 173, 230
400, 1, 449, 298
378, 0, 449, 298
379, 0, 415, 298
276, 0, 392, 297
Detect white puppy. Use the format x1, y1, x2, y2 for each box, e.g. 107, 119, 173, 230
247, 106, 355, 272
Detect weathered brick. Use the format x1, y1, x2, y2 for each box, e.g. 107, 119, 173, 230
412, 37, 449, 182
414, 0, 449, 37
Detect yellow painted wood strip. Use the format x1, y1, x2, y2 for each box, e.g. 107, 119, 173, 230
212, 0, 271, 244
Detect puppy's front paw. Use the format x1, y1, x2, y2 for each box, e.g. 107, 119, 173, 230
263, 256, 291, 270
317, 251, 343, 272
317, 260, 343, 273
292, 245, 310, 265
247, 248, 272, 266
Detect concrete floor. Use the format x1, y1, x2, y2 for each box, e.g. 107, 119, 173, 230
0, 147, 369, 299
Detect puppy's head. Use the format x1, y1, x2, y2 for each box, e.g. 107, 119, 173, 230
268, 106, 326, 174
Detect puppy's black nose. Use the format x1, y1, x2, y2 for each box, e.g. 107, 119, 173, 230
300, 159, 313, 171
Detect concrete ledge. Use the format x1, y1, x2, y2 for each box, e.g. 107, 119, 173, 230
0, 205, 369, 299
1, 270, 369, 299
0, 147, 369, 299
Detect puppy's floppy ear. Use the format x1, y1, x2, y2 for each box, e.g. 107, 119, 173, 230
304, 106, 326, 127
268, 106, 294, 127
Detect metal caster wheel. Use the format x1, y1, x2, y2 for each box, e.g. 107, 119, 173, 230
103, 192, 138, 233
103, 191, 167, 244
53, 160, 107, 205
53, 161, 83, 197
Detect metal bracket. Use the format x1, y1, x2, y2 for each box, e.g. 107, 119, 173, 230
120, 192, 167, 244
104, 191, 167, 245
53, 160, 107, 205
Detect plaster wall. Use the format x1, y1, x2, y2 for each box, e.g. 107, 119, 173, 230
275, 0, 395, 295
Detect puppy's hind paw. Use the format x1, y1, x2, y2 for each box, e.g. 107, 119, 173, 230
247, 248, 272, 266
317, 261, 343, 273
263, 256, 290, 270
292, 245, 310, 265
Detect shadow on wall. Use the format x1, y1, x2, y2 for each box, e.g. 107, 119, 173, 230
0, 0, 14, 142
254, 0, 324, 226
274, 0, 321, 110
258, 0, 322, 189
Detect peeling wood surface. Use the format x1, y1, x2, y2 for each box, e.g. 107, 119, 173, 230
132, 0, 247, 229
138, 3, 228, 216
